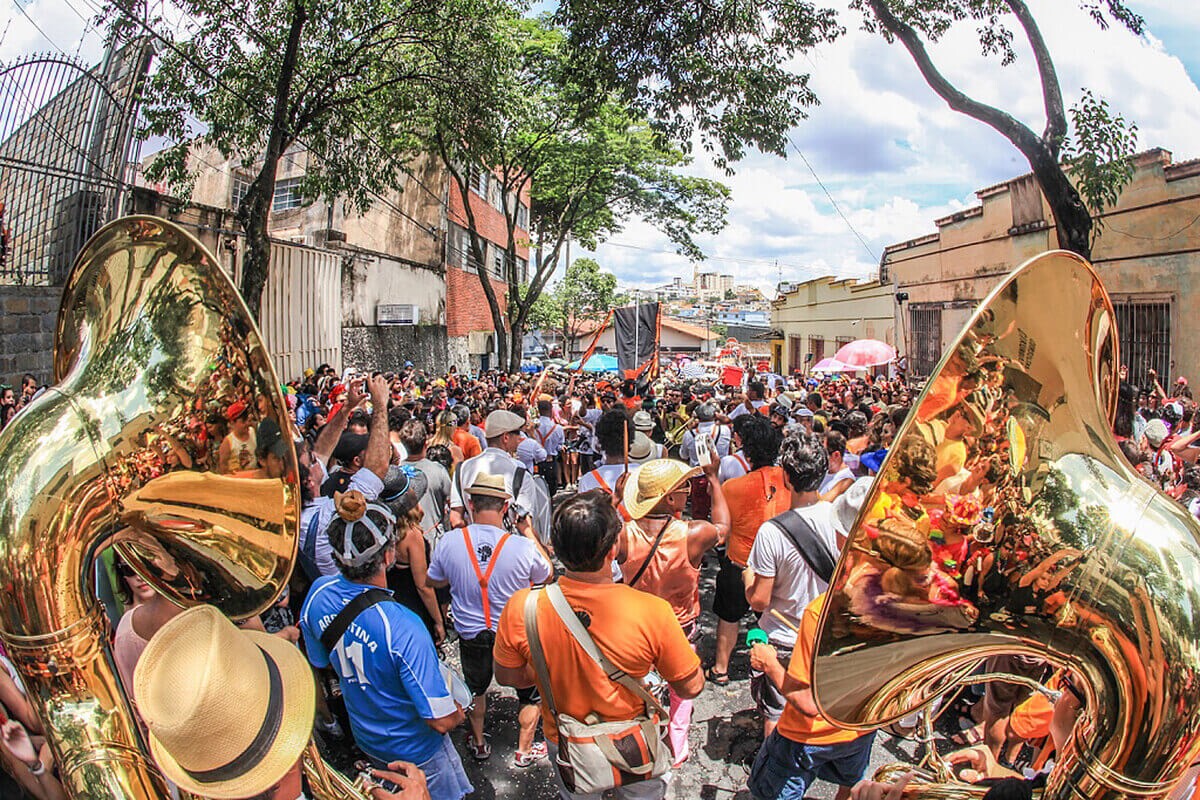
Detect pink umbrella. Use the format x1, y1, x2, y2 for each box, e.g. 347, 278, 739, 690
834, 339, 896, 369
812, 357, 852, 373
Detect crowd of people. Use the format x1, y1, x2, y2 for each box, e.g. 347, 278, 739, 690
3, 352, 1200, 800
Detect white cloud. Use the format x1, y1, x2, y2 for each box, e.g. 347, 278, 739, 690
590, 0, 1200, 295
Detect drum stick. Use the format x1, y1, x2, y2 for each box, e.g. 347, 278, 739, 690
769, 609, 800, 634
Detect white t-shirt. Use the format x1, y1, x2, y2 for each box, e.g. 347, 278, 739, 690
746, 502, 838, 647
427, 523, 552, 638
303, 468, 385, 577
679, 422, 732, 466
515, 436, 547, 471
718, 452, 750, 483
819, 467, 855, 495
728, 400, 766, 420
577, 463, 640, 494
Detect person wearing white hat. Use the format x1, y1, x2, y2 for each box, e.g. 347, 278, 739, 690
633, 410, 667, 459
449, 409, 551, 543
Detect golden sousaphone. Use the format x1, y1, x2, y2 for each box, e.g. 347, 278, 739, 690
813, 251, 1200, 798
0, 217, 365, 798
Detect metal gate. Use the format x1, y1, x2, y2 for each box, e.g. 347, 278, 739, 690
0, 46, 149, 285
910, 307, 943, 377
233, 240, 343, 381
1113, 299, 1171, 391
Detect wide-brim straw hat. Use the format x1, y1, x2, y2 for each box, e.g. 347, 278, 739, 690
134, 605, 315, 799
623, 458, 700, 520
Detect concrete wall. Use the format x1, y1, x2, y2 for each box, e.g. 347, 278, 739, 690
0, 285, 59, 385
343, 325, 448, 373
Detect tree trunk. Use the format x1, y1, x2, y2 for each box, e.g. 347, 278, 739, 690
236, 0, 307, 319
1029, 149, 1093, 258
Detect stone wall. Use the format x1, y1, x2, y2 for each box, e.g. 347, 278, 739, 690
0, 285, 60, 386
342, 325, 448, 374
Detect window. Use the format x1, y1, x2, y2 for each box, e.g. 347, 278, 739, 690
910, 307, 943, 377
272, 177, 303, 212
231, 174, 252, 210
447, 222, 482, 270
516, 202, 529, 230
1114, 300, 1171, 391
516, 256, 528, 284
809, 336, 825, 363
492, 246, 505, 280
467, 164, 488, 197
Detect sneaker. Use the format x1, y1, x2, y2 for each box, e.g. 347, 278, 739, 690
467, 736, 491, 761
513, 740, 548, 768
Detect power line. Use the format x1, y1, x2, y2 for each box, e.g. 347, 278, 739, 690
11, 0, 67, 52
785, 132, 879, 264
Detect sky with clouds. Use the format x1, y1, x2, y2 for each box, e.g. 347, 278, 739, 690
3, 0, 1198, 294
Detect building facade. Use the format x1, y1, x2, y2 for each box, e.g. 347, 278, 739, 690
884, 148, 1200, 386
770, 276, 896, 375
156, 144, 532, 373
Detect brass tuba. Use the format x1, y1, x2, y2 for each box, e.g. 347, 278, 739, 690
0, 216, 303, 798
811, 251, 1200, 798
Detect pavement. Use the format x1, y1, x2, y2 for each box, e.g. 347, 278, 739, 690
418, 553, 928, 800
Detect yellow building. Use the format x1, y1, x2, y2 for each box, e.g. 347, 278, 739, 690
884, 148, 1200, 385
770, 276, 896, 374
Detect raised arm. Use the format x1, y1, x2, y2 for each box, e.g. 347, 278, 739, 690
312, 379, 364, 468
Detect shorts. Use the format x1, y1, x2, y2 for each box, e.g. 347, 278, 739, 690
713, 551, 751, 623
982, 654, 1046, 718
459, 631, 539, 705
748, 730, 876, 800
750, 643, 793, 721
365, 733, 473, 800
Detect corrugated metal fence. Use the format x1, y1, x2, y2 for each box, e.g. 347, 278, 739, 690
233, 241, 343, 381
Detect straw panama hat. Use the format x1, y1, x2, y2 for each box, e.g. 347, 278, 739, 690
133, 605, 315, 799
623, 458, 701, 520
467, 471, 512, 499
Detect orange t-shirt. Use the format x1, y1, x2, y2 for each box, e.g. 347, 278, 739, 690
775, 594, 862, 746
494, 577, 701, 744
452, 427, 482, 459
723, 466, 792, 566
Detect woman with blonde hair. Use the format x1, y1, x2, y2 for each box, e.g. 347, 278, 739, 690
429, 410, 465, 469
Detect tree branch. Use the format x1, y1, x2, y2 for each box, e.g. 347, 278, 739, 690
866, 0, 1045, 162
1002, 0, 1066, 153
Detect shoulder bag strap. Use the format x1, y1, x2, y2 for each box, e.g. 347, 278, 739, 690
544, 583, 667, 719
319, 587, 394, 654
463, 527, 512, 631
591, 469, 611, 494
771, 509, 837, 584
512, 467, 527, 501
523, 588, 557, 717
736, 453, 749, 472
299, 511, 322, 581
626, 520, 670, 589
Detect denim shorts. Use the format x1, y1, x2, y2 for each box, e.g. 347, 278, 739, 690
748, 729, 876, 800
365, 734, 473, 800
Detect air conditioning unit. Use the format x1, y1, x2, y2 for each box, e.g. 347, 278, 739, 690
377, 303, 419, 325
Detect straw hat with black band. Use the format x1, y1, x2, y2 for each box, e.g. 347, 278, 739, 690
622, 458, 701, 520
134, 604, 315, 799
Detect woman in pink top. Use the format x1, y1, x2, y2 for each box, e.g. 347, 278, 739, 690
617, 457, 729, 766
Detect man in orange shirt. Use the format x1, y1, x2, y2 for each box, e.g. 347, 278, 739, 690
451, 406, 483, 460
493, 491, 704, 799
746, 593, 875, 800
709, 416, 788, 684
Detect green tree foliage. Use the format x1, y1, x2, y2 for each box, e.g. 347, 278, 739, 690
113, 0, 501, 317
527, 258, 618, 358
431, 16, 730, 372
852, 0, 1142, 258
555, 0, 843, 169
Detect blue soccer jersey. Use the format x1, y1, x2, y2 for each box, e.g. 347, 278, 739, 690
300, 575, 455, 763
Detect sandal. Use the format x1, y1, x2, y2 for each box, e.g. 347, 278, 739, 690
467, 736, 491, 761
513, 741, 548, 768
705, 666, 731, 687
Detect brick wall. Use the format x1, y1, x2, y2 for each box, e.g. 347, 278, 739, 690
446, 266, 508, 337
0, 286, 60, 386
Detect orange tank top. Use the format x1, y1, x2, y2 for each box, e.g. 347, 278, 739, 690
619, 519, 699, 625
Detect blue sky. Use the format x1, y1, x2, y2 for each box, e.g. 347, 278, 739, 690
3, 0, 1197, 295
